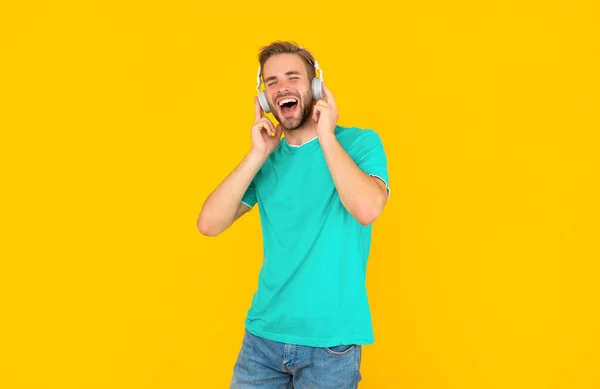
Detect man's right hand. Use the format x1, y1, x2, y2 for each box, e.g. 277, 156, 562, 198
251, 96, 283, 158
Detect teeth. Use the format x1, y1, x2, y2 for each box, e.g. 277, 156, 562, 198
278, 98, 298, 107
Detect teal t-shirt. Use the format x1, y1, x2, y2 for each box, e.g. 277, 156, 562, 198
241, 125, 389, 347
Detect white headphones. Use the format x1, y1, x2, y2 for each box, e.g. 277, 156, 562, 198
256, 51, 324, 113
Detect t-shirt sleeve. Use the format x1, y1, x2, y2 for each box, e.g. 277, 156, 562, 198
350, 129, 390, 197
241, 180, 257, 208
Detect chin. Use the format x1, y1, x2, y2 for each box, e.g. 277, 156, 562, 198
282, 118, 302, 130
286, 116, 311, 131
274, 110, 300, 130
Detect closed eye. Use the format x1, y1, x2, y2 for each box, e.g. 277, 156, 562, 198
267, 78, 297, 87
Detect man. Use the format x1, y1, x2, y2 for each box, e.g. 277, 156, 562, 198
197, 41, 390, 388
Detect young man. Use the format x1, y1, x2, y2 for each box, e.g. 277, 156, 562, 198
197, 41, 390, 388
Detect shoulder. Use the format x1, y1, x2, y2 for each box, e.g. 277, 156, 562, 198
334, 125, 384, 154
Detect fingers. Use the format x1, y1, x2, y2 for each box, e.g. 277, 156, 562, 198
254, 96, 264, 123
253, 116, 276, 136
312, 99, 337, 124
264, 118, 276, 136
321, 81, 335, 107
312, 103, 323, 122
274, 123, 283, 137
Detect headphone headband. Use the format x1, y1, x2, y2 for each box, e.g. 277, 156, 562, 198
256, 52, 323, 93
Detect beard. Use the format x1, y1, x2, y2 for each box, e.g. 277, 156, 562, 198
270, 89, 313, 131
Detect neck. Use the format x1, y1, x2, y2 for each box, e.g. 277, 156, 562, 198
282, 120, 318, 146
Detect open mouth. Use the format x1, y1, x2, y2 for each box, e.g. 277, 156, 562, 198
278, 97, 298, 116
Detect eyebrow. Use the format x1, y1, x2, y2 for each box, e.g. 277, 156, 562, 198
264, 71, 302, 84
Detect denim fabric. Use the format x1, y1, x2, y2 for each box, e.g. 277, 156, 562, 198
230, 329, 362, 389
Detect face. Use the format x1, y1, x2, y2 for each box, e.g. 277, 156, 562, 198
262, 53, 313, 130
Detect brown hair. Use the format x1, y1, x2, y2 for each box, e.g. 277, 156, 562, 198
258, 41, 316, 80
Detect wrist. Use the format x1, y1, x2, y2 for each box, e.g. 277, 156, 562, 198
248, 148, 269, 164
317, 130, 338, 147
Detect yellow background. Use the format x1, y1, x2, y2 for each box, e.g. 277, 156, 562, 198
1, 1, 599, 388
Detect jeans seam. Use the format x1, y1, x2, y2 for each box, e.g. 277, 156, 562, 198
353, 345, 361, 388
294, 345, 299, 366
282, 374, 292, 389
324, 344, 356, 357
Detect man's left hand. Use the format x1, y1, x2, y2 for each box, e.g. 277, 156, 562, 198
312, 81, 338, 137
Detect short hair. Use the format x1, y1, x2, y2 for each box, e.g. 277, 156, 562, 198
258, 41, 316, 80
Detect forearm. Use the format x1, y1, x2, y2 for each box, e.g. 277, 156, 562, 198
197, 150, 266, 234
319, 133, 387, 225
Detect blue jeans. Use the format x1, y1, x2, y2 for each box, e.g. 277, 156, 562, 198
230, 329, 363, 388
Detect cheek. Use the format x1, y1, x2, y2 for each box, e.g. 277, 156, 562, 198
304, 90, 313, 103
266, 86, 276, 98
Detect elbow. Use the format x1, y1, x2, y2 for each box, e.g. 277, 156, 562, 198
353, 197, 387, 226
355, 210, 381, 226
196, 215, 222, 237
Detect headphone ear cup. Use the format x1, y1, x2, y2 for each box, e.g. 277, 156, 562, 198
258, 91, 271, 113
312, 77, 323, 100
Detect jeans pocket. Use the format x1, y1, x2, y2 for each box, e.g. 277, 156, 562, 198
324, 344, 356, 356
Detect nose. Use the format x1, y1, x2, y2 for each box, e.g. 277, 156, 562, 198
278, 77, 294, 91
277, 83, 291, 94
275, 87, 291, 103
